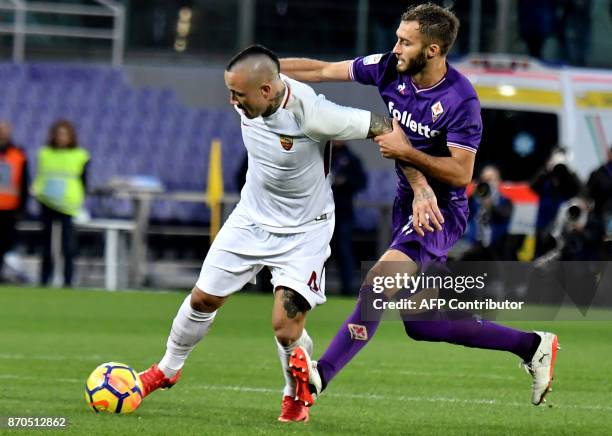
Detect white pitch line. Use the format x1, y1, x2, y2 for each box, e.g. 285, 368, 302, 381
0, 374, 85, 384
0, 354, 514, 380
187, 384, 612, 412
1, 374, 611, 413
0, 353, 106, 362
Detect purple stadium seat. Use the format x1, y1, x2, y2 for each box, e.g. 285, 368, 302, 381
0, 63, 381, 226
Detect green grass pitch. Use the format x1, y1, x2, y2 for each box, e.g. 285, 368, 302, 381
1, 286, 611, 435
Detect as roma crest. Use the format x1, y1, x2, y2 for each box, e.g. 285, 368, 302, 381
280, 135, 294, 151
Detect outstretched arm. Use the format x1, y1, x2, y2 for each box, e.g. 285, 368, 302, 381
367, 113, 393, 138
280, 58, 352, 82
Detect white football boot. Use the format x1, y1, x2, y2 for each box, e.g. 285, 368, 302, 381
520, 331, 560, 405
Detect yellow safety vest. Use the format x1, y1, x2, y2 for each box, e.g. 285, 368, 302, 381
33, 146, 89, 216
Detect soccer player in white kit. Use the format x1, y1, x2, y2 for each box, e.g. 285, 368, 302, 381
137, 45, 398, 423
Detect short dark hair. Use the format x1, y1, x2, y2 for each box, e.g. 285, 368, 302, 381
226, 44, 280, 73
401, 2, 459, 56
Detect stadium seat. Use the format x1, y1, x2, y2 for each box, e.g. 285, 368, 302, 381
0, 62, 390, 225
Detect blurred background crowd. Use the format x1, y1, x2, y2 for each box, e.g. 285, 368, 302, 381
0, 0, 610, 292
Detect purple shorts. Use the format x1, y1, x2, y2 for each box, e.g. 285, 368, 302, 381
389, 194, 469, 267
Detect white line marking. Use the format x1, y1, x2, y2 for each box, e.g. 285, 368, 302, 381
1, 374, 611, 412
0, 354, 514, 380
189, 384, 612, 412
0, 353, 106, 362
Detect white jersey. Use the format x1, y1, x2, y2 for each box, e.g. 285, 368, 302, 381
236, 74, 371, 233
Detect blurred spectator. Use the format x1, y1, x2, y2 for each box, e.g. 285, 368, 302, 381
330, 140, 367, 295
518, 0, 556, 58
586, 145, 612, 235
531, 147, 582, 257
536, 196, 604, 262
0, 121, 28, 281
32, 120, 90, 287
462, 165, 513, 260
557, 0, 592, 66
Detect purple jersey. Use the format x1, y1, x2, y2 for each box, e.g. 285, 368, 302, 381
350, 52, 483, 264
350, 52, 482, 203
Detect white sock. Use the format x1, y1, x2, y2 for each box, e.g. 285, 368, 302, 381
158, 295, 216, 378
275, 329, 313, 397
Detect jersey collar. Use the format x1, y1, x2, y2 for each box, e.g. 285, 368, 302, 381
409, 63, 449, 94
281, 80, 291, 108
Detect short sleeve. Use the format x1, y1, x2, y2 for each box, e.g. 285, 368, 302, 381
446, 97, 482, 153
302, 95, 370, 142
349, 52, 390, 86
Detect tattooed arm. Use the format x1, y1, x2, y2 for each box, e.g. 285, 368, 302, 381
401, 163, 445, 236
367, 113, 430, 192
368, 113, 444, 235
367, 113, 393, 138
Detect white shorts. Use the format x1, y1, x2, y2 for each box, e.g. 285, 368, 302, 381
195, 208, 334, 308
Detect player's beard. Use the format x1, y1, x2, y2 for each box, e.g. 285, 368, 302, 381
261, 102, 276, 118
238, 104, 255, 119
397, 49, 427, 76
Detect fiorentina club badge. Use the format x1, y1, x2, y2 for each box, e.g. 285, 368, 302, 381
431, 101, 444, 122
280, 135, 293, 150
397, 82, 407, 95
348, 323, 368, 341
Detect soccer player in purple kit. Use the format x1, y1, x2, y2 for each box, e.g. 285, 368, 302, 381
280, 2, 559, 411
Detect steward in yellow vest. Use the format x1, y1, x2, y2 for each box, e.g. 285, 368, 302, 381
33, 120, 89, 287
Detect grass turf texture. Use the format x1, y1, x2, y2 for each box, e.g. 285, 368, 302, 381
1, 286, 611, 435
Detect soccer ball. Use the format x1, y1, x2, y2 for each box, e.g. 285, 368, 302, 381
85, 362, 143, 413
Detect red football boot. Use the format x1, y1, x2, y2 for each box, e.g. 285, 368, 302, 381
138, 363, 181, 397
288, 346, 321, 407
278, 395, 309, 423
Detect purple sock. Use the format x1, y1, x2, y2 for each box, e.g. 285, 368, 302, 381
317, 291, 384, 387
403, 317, 539, 362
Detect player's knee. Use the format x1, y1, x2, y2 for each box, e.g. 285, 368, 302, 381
190, 287, 224, 313
357, 280, 376, 298
403, 321, 430, 342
